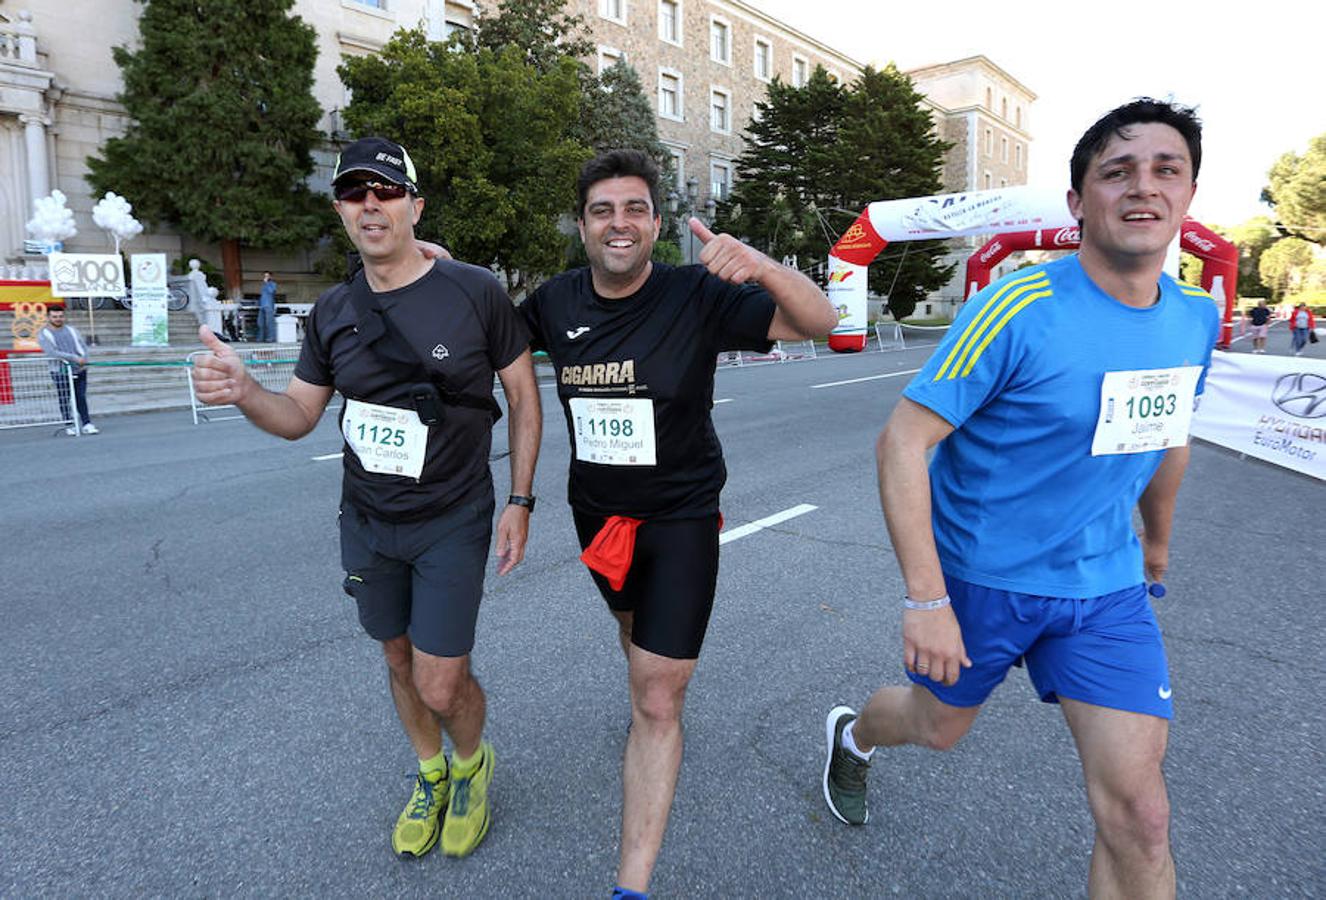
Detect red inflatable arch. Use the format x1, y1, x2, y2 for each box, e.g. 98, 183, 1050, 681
965, 218, 1239, 348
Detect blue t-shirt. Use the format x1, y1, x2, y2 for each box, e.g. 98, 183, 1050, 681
902, 254, 1219, 597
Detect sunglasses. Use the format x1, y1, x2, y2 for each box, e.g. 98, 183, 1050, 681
334, 180, 412, 203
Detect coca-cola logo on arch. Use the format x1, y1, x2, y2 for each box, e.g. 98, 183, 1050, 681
1053, 226, 1080, 247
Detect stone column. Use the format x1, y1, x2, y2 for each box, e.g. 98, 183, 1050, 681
19, 114, 49, 205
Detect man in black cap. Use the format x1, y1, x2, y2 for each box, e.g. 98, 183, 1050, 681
192, 136, 542, 860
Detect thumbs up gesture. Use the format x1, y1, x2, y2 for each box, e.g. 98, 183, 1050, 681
193, 325, 252, 406
689, 217, 772, 285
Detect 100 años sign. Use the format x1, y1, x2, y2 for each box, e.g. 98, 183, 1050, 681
47, 253, 126, 298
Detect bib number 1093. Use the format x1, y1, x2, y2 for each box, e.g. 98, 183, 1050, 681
1125, 393, 1178, 419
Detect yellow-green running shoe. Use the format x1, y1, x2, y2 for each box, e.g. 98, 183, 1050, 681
441, 742, 494, 857
392, 765, 449, 858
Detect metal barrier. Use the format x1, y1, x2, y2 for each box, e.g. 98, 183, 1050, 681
186, 346, 300, 423
0, 356, 76, 431
875, 321, 951, 352
717, 338, 819, 367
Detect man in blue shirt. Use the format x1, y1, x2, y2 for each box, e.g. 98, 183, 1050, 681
823, 99, 1218, 900
256, 271, 278, 342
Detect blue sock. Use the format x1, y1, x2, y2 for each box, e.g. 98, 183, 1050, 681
612, 888, 648, 899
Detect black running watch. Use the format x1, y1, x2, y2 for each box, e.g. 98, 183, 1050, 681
507, 494, 536, 512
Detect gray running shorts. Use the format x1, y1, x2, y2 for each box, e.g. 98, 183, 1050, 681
339, 495, 494, 658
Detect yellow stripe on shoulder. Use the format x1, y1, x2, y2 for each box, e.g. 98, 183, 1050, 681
960, 286, 1054, 377
937, 273, 1051, 381
934, 270, 1049, 381
1178, 285, 1215, 301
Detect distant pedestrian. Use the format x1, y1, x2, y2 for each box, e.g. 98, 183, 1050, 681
1290, 303, 1315, 355
257, 272, 278, 342
38, 306, 98, 435
1248, 300, 1271, 353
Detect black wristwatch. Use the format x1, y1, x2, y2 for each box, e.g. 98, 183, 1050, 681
507, 494, 536, 512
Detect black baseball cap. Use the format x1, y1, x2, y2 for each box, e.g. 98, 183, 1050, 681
332, 137, 419, 192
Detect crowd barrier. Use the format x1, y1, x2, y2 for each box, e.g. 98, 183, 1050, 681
0, 356, 76, 431
718, 338, 818, 367
186, 347, 300, 424
875, 321, 951, 352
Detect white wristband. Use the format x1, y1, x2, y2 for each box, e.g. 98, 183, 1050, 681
904, 594, 951, 611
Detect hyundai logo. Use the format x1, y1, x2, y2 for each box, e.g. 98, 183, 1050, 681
1272, 372, 1326, 419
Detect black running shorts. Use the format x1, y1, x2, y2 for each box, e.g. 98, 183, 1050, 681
573, 511, 721, 660
339, 495, 494, 658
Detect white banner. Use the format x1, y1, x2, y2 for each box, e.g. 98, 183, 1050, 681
866, 186, 1075, 243
130, 253, 169, 347
1191, 351, 1326, 481
827, 257, 867, 337
47, 252, 125, 298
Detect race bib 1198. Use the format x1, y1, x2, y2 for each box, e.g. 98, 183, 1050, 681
569, 397, 656, 466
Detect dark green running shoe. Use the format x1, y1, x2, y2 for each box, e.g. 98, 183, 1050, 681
823, 705, 870, 825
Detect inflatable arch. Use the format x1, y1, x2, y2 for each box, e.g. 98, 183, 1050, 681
825, 186, 1239, 351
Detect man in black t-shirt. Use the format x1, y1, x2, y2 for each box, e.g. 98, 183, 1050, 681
1248, 299, 1271, 353
191, 137, 541, 861
521, 150, 836, 898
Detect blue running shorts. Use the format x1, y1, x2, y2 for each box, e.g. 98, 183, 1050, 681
907, 575, 1173, 719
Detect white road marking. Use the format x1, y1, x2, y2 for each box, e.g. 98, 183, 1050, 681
810, 369, 921, 389
311, 452, 341, 461
720, 503, 817, 545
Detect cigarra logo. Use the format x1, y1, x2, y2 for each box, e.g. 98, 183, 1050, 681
828, 270, 854, 284
841, 223, 868, 243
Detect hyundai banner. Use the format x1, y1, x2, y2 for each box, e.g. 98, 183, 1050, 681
1191, 352, 1326, 481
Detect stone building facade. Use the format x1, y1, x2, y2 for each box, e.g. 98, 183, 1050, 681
567, 0, 860, 216
3, 1, 1031, 307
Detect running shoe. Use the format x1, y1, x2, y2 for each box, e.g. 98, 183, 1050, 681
64, 427, 77, 436
82, 423, 99, 434
441, 742, 494, 857
392, 766, 449, 858
823, 705, 870, 825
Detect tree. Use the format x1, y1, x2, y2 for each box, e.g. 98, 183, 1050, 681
87, 0, 327, 298
1262, 133, 1326, 245
714, 65, 953, 319
575, 59, 681, 264
470, 0, 595, 73
1258, 236, 1315, 300
339, 29, 588, 297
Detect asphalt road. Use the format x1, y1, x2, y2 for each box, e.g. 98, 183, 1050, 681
2, 338, 1322, 898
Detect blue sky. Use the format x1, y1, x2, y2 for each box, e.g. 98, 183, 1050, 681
752, 0, 1320, 228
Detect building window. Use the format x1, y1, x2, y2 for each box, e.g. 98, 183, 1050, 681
352, 0, 387, 7
1015, 143, 1023, 170
710, 87, 731, 133
983, 171, 993, 190
668, 147, 685, 192
599, 0, 625, 24
658, 68, 683, 120
598, 46, 623, 74
711, 159, 733, 201
999, 177, 1008, 188
710, 16, 731, 65
984, 127, 993, 156
753, 37, 772, 81
1016, 106, 1022, 129
985, 87, 992, 109
658, 0, 681, 45
792, 54, 809, 88
1001, 97, 1008, 120
1000, 136, 1008, 163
